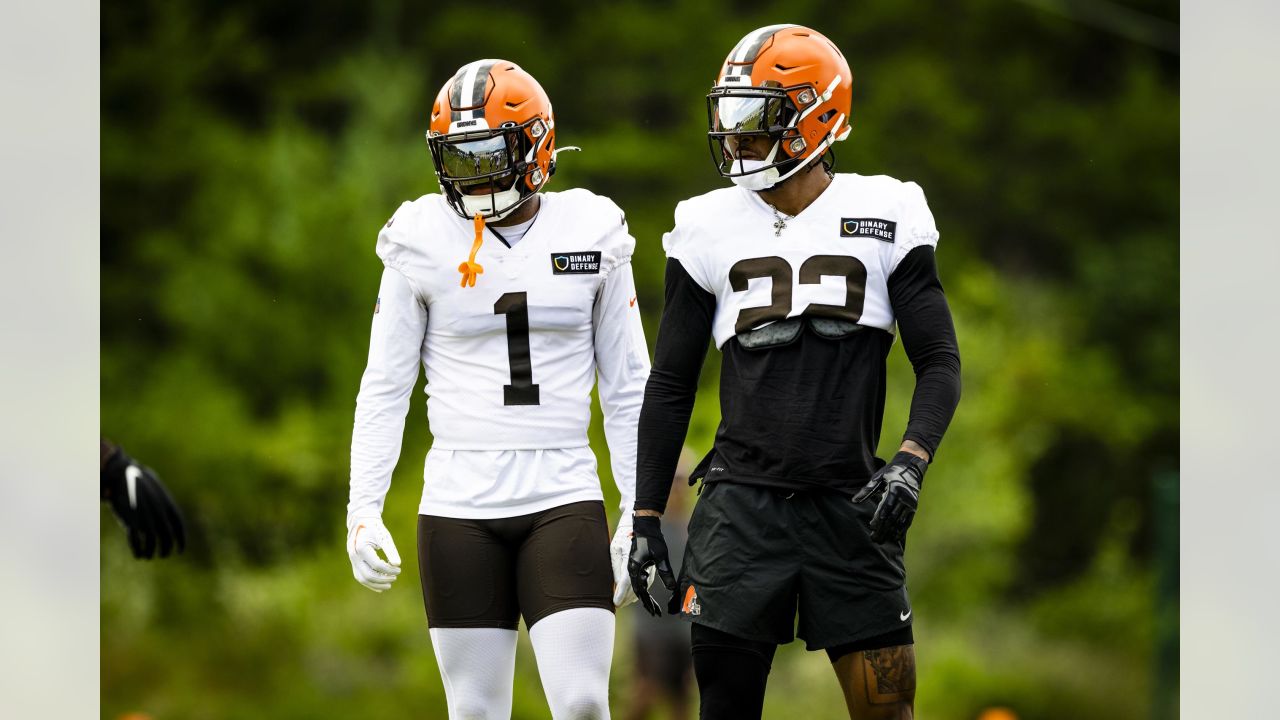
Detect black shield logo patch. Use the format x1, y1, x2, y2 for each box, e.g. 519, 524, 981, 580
550, 251, 602, 274
840, 218, 897, 243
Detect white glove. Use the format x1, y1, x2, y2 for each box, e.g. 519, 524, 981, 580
610, 519, 655, 607
347, 516, 402, 592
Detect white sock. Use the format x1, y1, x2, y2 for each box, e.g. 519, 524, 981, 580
528, 607, 615, 720
429, 627, 518, 720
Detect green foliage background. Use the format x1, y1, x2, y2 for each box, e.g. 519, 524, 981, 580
101, 1, 1178, 718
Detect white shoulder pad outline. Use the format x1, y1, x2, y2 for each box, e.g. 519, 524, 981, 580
660, 188, 739, 293
596, 194, 635, 275
375, 194, 452, 271
881, 179, 940, 276
898, 180, 939, 248
552, 188, 635, 276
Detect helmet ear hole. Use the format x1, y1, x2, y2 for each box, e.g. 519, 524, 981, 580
818, 109, 836, 123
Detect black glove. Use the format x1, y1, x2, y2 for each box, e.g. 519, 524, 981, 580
853, 451, 928, 544
101, 445, 186, 559
627, 515, 677, 616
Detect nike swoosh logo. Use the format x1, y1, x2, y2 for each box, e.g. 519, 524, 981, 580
125, 465, 141, 509
629, 296, 637, 307
900, 609, 912, 621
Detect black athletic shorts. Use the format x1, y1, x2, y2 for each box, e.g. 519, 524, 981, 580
417, 500, 614, 630
673, 482, 912, 650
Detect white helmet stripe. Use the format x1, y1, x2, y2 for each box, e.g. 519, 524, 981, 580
452, 59, 497, 121
466, 60, 496, 106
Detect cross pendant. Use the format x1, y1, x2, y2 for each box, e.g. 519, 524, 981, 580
772, 218, 786, 237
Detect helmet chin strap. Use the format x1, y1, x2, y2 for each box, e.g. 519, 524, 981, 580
729, 138, 828, 192
729, 142, 782, 191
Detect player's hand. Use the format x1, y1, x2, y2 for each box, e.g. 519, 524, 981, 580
347, 517, 402, 592
628, 515, 677, 616
853, 451, 928, 544
101, 446, 186, 559
611, 519, 655, 607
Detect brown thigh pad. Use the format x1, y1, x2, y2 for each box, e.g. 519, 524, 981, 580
417, 501, 613, 630
517, 501, 614, 627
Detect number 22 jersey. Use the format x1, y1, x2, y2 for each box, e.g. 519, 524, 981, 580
348, 189, 650, 521
636, 172, 959, 507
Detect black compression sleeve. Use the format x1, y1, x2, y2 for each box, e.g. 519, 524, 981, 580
692, 623, 776, 717
887, 245, 962, 458
634, 259, 716, 513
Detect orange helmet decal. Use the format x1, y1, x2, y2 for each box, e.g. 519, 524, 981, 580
707, 25, 852, 189
426, 60, 558, 221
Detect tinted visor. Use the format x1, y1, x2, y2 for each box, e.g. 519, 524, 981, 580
435, 134, 514, 182
711, 94, 789, 134
710, 88, 798, 134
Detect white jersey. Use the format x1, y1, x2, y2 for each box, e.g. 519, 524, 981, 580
348, 189, 650, 521
663, 173, 940, 348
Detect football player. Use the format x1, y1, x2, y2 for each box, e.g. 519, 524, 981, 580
627, 25, 962, 719
346, 60, 651, 719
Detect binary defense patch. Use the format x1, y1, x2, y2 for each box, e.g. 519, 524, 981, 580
839, 218, 897, 243
550, 251, 602, 274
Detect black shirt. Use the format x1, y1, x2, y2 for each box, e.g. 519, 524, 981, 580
635, 244, 960, 513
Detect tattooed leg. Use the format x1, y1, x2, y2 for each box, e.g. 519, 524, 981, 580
831, 644, 916, 719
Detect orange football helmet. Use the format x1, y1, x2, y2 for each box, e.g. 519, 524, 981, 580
427, 59, 558, 220
707, 25, 853, 190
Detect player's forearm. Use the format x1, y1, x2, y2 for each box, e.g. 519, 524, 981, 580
901, 353, 960, 457
634, 371, 698, 513
348, 397, 411, 523
593, 261, 651, 518
602, 397, 644, 518
348, 340, 419, 519
634, 259, 715, 514
889, 246, 961, 459
898, 439, 931, 462
899, 296, 960, 457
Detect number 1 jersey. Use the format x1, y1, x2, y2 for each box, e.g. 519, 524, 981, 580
349, 189, 650, 520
